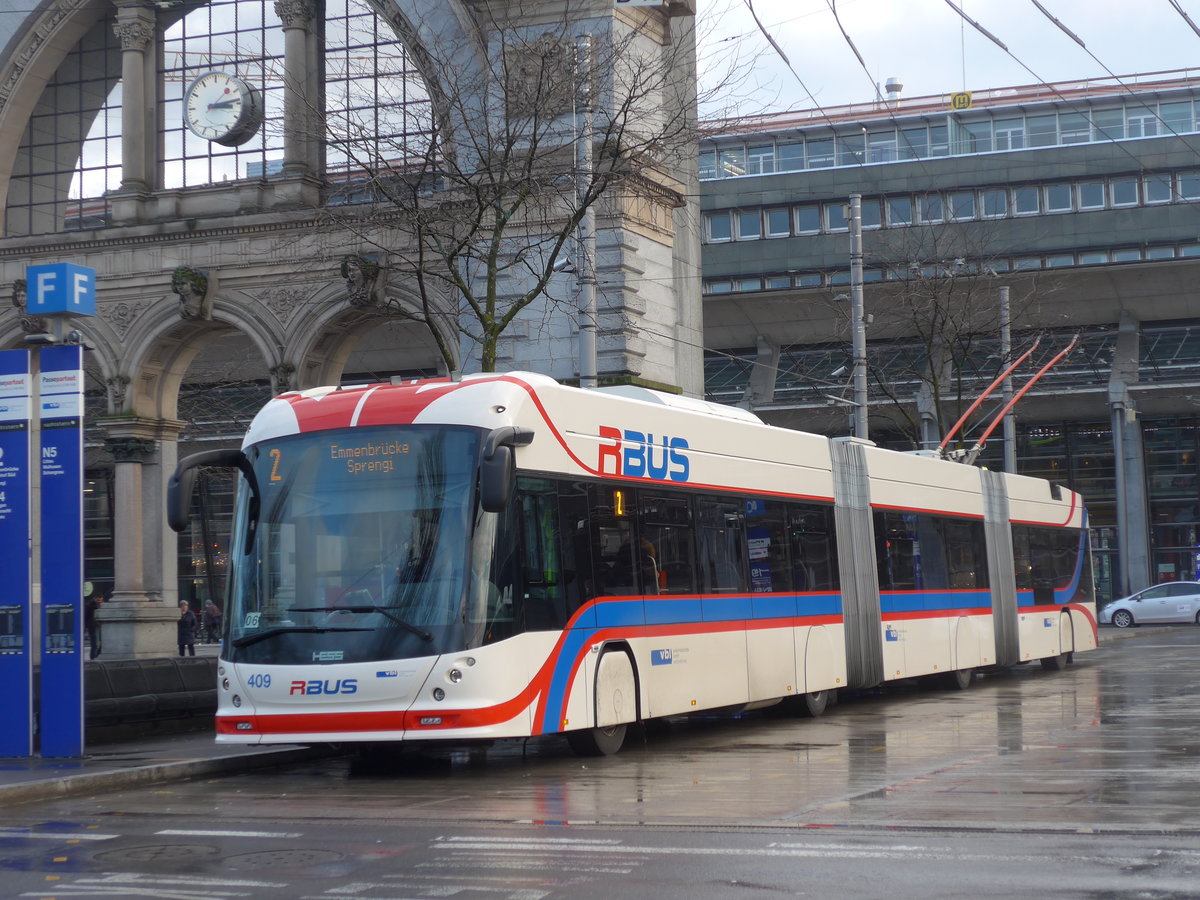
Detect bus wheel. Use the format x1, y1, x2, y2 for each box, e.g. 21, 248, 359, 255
566, 724, 627, 757
942, 667, 973, 690
1040, 652, 1068, 671
801, 690, 829, 717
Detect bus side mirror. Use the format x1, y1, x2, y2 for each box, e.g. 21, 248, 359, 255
479, 427, 534, 514
480, 445, 513, 513
168, 449, 259, 549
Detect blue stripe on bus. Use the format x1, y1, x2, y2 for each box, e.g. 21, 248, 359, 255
539, 591, 844, 733
880, 590, 992, 613
703, 595, 748, 622
645, 596, 703, 624
595, 600, 645, 628
751, 593, 797, 619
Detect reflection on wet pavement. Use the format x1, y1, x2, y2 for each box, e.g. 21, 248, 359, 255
110, 628, 1200, 834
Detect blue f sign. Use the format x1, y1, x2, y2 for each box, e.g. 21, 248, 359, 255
25, 263, 96, 317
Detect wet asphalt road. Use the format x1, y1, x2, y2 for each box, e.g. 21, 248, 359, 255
3, 626, 1200, 899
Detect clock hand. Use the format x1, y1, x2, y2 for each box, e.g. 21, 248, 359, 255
208, 100, 239, 110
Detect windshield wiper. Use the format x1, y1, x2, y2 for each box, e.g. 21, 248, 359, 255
287, 606, 434, 641
232, 624, 373, 649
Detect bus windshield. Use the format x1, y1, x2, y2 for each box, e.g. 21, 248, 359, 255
225, 426, 481, 665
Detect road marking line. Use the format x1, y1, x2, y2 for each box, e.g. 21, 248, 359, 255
156, 828, 303, 838
0, 829, 118, 841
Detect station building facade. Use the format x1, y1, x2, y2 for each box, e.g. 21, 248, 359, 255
698, 72, 1200, 601
0, 0, 699, 657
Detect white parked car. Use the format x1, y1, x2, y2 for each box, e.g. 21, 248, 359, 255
1099, 582, 1200, 628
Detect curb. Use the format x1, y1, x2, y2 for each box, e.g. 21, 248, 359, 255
0, 745, 334, 808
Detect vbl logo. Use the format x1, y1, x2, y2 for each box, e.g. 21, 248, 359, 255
290, 679, 358, 695
597, 426, 689, 482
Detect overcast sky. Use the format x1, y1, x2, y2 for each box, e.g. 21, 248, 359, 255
698, 0, 1200, 113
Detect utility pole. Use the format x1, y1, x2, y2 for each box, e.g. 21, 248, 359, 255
999, 285, 1016, 473
575, 35, 597, 390
849, 194, 868, 440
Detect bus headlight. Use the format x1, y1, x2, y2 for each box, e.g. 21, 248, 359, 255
221, 678, 230, 690
432, 687, 445, 701
232, 694, 242, 708
448, 668, 463, 683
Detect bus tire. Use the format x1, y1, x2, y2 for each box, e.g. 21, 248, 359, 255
942, 667, 973, 690
566, 724, 627, 757
801, 690, 829, 718
1040, 652, 1068, 671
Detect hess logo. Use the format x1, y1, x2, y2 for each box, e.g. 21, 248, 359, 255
597, 426, 689, 482
290, 679, 358, 695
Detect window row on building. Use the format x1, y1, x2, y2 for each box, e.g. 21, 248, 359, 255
700, 96, 1200, 179
703, 170, 1200, 244
702, 240, 1200, 295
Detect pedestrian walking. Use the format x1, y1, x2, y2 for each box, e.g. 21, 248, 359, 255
83, 582, 102, 659
177, 601, 197, 657
202, 599, 222, 643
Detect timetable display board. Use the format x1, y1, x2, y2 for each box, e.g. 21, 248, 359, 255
0, 349, 32, 757
38, 345, 84, 758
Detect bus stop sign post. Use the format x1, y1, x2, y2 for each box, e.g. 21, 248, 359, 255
23, 262, 93, 758
0, 350, 33, 757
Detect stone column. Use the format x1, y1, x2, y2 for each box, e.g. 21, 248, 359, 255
275, 0, 317, 180
98, 426, 176, 659
107, 436, 154, 600
113, 4, 156, 195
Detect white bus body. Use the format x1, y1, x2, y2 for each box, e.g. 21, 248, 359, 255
171, 373, 1096, 754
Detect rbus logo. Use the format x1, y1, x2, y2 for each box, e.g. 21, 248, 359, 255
597, 426, 689, 482
290, 679, 358, 695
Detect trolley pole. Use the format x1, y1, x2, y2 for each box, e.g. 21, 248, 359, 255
849, 194, 868, 440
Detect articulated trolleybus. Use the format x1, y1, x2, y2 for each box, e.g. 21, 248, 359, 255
168, 372, 1096, 756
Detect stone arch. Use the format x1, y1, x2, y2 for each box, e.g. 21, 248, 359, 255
0, 4, 113, 230
121, 299, 283, 422
286, 280, 452, 389
373, 0, 490, 156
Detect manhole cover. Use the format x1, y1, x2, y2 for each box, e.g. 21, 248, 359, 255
225, 849, 345, 869
95, 844, 221, 864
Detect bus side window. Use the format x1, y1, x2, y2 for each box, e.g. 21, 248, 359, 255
590, 484, 637, 596
640, 493, 695, 595
696, 497, 748, 593
875, 510, 918, 591
1012, 527, 1033, 591
788, 503, 839, 592
556, 480, 590, 615
745, 499, 791, 593
516, 478, 567, 631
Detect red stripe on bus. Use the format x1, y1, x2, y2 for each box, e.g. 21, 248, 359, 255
217, 710, 404, 735
1066, 602, 1099, 643
870, 503, 983, 519
494, 375, 836, 502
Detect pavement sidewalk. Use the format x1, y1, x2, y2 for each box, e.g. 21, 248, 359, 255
2, 644, 330, 808
0, 729, 330, 808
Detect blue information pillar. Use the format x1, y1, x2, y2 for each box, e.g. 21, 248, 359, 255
0, 350, 33, 758
38, 345, 85, 758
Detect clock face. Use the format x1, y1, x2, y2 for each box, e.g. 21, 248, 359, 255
183, 71, 263, 147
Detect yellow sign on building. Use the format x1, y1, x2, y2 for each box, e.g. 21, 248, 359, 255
951, 91, 973, 110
